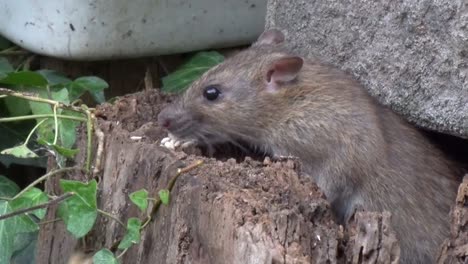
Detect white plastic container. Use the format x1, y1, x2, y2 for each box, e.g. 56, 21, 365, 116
0, 0, 266, 60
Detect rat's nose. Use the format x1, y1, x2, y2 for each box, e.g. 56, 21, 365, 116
157, 107, 179, 130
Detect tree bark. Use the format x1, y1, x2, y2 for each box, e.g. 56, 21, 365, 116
35, 90, 409, 263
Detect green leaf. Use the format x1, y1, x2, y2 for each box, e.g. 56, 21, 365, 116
161, 51, 224, 93
0, 176, 20, 198
11, 232, 37, 264
36, 70, 72, 86
93, 249, 119, 264
29, 88, 77, 147
51, 144, 79, 158
38, 138, 78, 157
10, 187, 49, 219
158, 189, 170, 205
69, 76, 108, 103
57, 180, 98, 238
90, 90, 106, 104
0, 201, 16, 264
3, 96, 31, 117
118, 218, 141, 250
57, 110, 80, 149
129, 189, 148, 212
1, 145, 38, 158
51, 88, 70, 104
0, 57, 14, 74
0, 122, 46, 168
0, 71, 48, 87
11, 213, 38, 233
27, 89, 55, 143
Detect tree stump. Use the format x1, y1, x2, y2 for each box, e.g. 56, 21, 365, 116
35, 89, 409, 263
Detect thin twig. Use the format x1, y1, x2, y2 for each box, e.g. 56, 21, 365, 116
0, 192, 74, 221
144, 66, 153, 91
84, 107, 93, 173
23, 119, 47, 146
12, 167, 84, 200
93, 116, 105, 176
97, 209, 125, 228
141, 160, 204, 228
53, 104, 59, 145
0, 88, 83, 113
38, 218, 61, 225
0, 114, 87, 123
22, 55, 36, 71
117, 248, 128, 259
110, 160, 204, 252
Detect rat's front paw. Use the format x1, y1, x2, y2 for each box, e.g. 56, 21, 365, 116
160, 133, 196, 151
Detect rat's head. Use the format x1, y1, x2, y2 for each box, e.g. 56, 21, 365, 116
158, 29, 304, 149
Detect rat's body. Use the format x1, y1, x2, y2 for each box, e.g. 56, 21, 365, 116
158, 29, 459, 263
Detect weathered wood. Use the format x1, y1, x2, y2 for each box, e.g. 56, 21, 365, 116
36, 90, 405, 264
437, 175, 468, 264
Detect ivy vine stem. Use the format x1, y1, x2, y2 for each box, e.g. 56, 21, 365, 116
0, 87, 83, 113
97, 209, 125, 228
23, 119, 46, 146
0, 114, 87, 123
12, 167, 84, 200
0, 192, 74, 221
83, 106, 93, 173
141, 160, 204, 229
53, 104, 59, 145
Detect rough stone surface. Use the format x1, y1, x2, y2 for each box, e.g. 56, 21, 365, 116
266, 0, 468, 138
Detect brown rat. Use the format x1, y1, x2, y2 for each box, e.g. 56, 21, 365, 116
158, 29, 460, 263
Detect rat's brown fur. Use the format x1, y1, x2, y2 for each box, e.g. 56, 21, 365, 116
158, 29, 460, 263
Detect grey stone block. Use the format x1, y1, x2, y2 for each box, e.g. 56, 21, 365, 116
266, 0, 468, 137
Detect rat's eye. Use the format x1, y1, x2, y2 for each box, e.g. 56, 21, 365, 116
203, 86, 221, 101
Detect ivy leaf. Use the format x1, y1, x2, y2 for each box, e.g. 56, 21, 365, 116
1, 84, 31, 117
50, 87, 70, 104
0, 176, 20, 198
161, 51, 224, 93
158, 189, 170, 205
0, 57, 14, 74
0, 71, 48, 87
68, 76, 108, 103
0, 201, 16, 264
38, 136, 78, 158
3, 96, 31, 117
36, 70, 72, 86
52, 144, 79, 158
90, 90, 106, 104
11, 232, 38, 264
10, 213, 38, 233
57, 180, 98, 238
57, 110, 80, 149
10, 187, 49, 219
1, 145, 38, 158
0, 123, 46, 168
118, 218, 141, 250
28, 89, 55, 144
129, 189, 148, 212
93, 249, 119, 264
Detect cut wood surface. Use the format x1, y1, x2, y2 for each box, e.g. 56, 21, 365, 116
35, 90, 467, 264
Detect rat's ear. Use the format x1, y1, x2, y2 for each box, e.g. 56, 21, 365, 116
265, 56, 303, 93
254, 28, 285, 46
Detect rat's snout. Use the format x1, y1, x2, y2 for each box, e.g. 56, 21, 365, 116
157, 105, 187, 131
